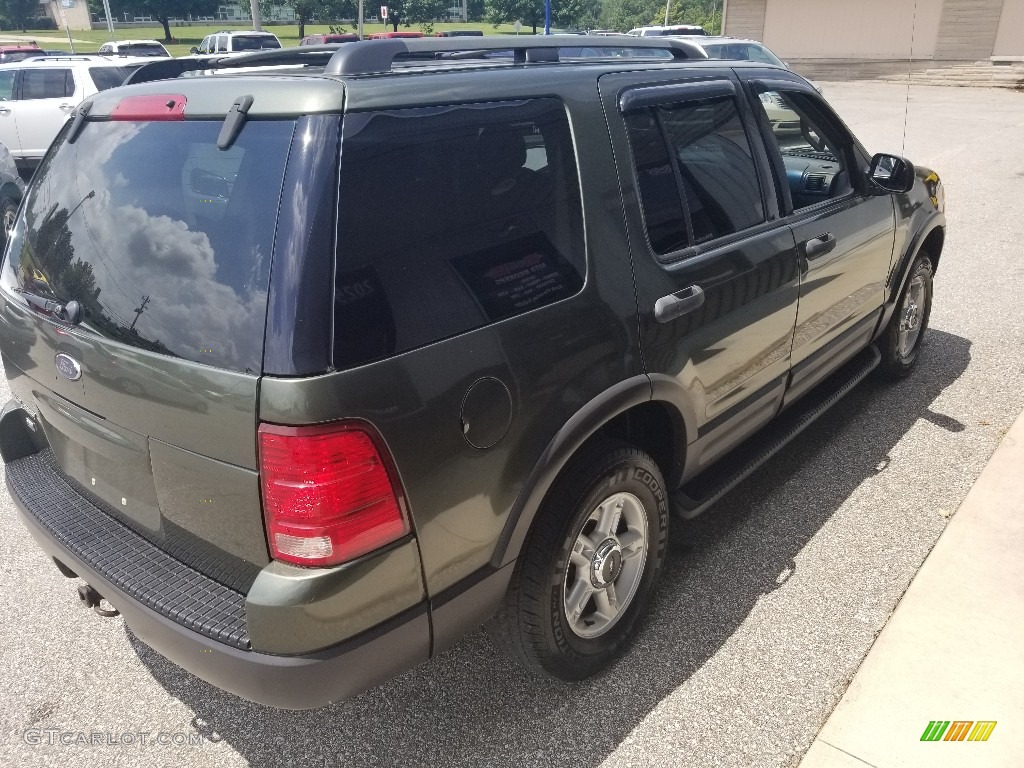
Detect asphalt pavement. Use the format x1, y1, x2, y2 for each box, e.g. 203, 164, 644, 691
1, 81, 1022, 768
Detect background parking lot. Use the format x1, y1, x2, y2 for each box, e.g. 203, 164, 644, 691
1, 81, 1022, 768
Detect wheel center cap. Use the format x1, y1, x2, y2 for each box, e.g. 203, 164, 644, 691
903, 301, 918, 330
591, 539, 623, 588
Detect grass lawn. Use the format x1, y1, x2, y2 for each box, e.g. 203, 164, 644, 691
17, 22, 540, 57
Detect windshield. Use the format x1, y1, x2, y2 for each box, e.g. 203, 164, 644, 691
702, 42, 785, 66
232, 35, 281, 51
1, 119, 295, 373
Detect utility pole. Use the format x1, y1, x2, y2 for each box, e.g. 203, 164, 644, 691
664, 0, 671, 26
251, 0, 263, 31
130, 295, 149, 331
100, 0, 116, 38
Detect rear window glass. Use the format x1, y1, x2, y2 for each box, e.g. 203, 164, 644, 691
87, 67, 133, 91
232, 36, 281, 50
334, 98, 585, 369
122, 43, 167, 56
0, 50, 42, 62
2, 119, 295, 373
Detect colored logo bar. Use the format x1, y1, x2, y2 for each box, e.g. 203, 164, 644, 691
921, 721, 997, 742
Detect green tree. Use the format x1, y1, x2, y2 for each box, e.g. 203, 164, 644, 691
87, 0, 218, 42
655, 0, 721, 33
598, 0, 658, 33
0, 0, 40, 31
487, 0, 599, 33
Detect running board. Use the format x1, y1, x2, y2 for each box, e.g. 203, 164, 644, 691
672, 345, 881, 519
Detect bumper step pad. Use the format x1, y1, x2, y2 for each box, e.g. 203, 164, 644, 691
6, 449, 251, 650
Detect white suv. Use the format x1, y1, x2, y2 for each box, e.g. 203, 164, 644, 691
190, 31, 282, 56
96, 39, 171, 58
0, 56, 138, 172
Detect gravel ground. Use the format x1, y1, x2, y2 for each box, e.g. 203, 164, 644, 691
1, 81, 1022, 768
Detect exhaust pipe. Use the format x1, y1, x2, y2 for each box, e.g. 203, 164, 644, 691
76, 584, 119, 617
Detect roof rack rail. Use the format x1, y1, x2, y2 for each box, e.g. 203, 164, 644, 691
124, 45, 342, 85
324, 36, 706, 75
123, 37, 706, 86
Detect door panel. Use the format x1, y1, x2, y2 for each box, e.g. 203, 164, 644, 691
600, 70, 800, 478
0, 71, 19, 154
740, 73, 895, 403
15, 68, 78, 158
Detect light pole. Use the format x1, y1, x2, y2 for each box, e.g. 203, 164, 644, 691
544, 0, 550, 34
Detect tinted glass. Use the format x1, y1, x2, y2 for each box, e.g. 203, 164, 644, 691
334, 99, 585, 369
1, 50, 42, 63
0, 71, 14, 100
625, 95, 764, 252
88, 67, 133, 91
21, 69, 74, 100
702, 42, 784, 66
232, 36, 281, 50
658, 97, 764, 245
122, 43, 167, 56
1, 119, 295, 373
624, 110, 689, 254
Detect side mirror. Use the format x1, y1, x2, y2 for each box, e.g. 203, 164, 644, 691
189, 47, 199, 55
869, 153, 915, 194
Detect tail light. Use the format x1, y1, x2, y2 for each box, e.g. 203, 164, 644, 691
258, 422, 408, 567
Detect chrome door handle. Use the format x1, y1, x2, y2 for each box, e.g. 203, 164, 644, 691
0, 106, 10, 115
655, 285, 705, 323
59, 103, 75, 112
803, 232, 837, 260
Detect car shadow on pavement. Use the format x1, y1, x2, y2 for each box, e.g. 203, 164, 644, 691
127, 329, 971, 768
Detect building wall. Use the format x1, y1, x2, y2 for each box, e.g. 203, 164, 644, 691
933, 0, 1004, 59
722, 0, 768, 41
726, 0, 1019, 61
994, 0, 1024, 56
44, 0, 93, 31
756, 0, 943, 59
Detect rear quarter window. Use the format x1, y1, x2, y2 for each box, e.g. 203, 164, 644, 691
334, 98, 585, 369
88, 67, 132, 92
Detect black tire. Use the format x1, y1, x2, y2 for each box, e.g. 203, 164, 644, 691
1, 197, 18, 254
878, 252, 933, 380
488, 440, 669, 680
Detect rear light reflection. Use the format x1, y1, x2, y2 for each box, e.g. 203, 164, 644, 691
258, 421, 408, 567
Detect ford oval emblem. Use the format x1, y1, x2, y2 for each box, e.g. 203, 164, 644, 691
54, 353, 82, 381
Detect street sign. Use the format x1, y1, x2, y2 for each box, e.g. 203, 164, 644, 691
380, 5, 388, 18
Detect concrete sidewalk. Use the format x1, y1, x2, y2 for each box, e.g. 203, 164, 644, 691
799, 410, 1024, 767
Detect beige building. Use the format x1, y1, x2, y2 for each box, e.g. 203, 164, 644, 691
41, 0, 93, 32
724, 0, 1024, 65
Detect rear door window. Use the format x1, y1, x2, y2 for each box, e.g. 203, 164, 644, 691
20, 69, 75, 100
1, 119, 296, 373
334, 98, 585, 369
625, 92, 765, 254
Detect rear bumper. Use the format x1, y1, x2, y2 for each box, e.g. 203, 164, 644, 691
2, 402, 431, 710
8, 464, 430, 709
15, 495, 429, 708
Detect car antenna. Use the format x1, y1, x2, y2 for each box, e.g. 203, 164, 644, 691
902, 0, 918, 156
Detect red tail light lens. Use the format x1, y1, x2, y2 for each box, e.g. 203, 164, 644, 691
258, 422, 408, 567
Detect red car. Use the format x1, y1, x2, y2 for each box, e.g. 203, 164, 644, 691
366, 31, 424, 39
0, 43, 44, 64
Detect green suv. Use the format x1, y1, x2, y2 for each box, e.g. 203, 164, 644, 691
0, 38, 945, 709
